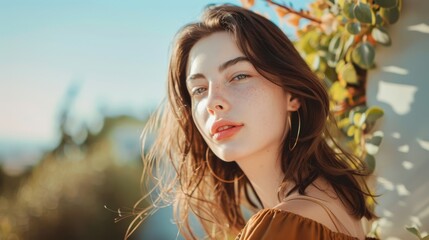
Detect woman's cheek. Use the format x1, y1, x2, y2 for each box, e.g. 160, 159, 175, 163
192, 101, 208, 135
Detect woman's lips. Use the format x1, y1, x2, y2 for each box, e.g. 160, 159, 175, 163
212, 125, 243, 141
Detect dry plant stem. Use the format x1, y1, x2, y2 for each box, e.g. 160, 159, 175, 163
266, 0, 322, 24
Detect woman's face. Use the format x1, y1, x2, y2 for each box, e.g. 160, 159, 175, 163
186, 32, 299, 162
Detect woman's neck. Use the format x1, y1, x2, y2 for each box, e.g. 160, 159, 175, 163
235, 149, 288, 208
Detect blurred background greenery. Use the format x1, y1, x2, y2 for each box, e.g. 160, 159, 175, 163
0, 83, 147, 239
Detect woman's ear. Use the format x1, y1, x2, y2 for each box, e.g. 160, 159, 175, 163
287, 94, 301, 111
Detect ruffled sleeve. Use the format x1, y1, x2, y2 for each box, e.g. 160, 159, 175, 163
235, 209, 377, 240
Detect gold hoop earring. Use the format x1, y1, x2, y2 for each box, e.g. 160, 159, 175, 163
205, 149, 245, 183
289, 111, 301, 151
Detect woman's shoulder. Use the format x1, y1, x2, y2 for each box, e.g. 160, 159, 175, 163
236, 208, 365, 240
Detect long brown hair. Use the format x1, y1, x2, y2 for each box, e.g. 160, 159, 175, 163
127, 4, 376, 240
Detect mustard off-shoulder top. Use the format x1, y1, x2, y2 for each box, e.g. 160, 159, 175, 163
235, 196, 378, 240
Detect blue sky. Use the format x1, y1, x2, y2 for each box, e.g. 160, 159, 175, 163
0, 0, 309, 161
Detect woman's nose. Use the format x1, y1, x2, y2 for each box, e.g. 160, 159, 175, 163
206, 84, 230, 115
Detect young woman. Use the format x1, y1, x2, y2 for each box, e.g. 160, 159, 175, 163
128, 4, 377, 240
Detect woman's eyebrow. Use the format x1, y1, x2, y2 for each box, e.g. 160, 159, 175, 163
186, 73, 205, 83
218, 56, 249, 72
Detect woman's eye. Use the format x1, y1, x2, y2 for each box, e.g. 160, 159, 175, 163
191, 87, 207, 96
232, 74, 250, 81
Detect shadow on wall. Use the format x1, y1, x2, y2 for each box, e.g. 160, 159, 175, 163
367, 0, 429, 238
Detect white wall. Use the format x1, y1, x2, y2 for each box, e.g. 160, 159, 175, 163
367, 0, 429, 239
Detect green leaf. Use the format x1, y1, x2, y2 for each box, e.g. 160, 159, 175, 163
338, 117, 351, 129
376, 0, 398, 8
295, 31, 320, 54
305, 53, 318, 71
353, 2, 375, 24
309, 32, 322, 51
422, 235, 429, 240
375, 14, 384, 26
345, 47, 353, 62
349, 105, 368, 122
329, 34, 345, 67
307, 52, 326, 73
311, 53, 321, 71
352, 42, 375, 69
353, 112, 362, 126
329, 34, 342, 53
367, 131, 383, 146
354, 129, 362, 144
405, 226, 421, 238
347, 125, 356, 137
351, 105, 368, 114
344, 35, 355, 49
343, 1, 355, 19
372, 27, 391, 46
365, 131, 383, 155
380, 6, 400, 24
342, 63, 358, 85
341, 35, 355, 60
346, 21, 361, 35
326, 34, 343, 67
319, 35, 331, 48
336, 59, 346, 73
357, 112, 367, 127
366, 144, 380, 155
329, 82, 349, 102
365, 106, 384, 124
324, 63, 338, 83
319, 59, 327, 73
327, 52, 337, 68
365, 153, 376, 174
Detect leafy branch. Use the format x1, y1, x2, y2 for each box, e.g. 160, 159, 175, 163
242, 0, 402, 173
